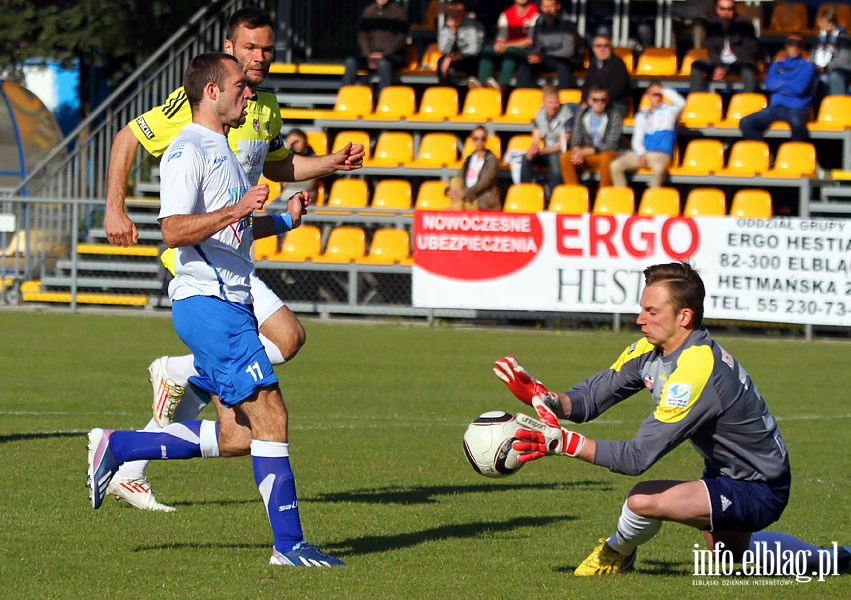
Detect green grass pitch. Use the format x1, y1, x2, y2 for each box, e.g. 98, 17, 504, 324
0, 311, 849, 599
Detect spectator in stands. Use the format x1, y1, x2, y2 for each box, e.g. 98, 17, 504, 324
274, 129, 319, 207
559, 86, 623, 188
581, 34, 632, 117
437, 3, 486, 87
517, 0, 581, 90
520, 84, 575, 190
342, 0, 409, 92
688, 0, 760, 94
812, 8, 851, 97
610, 82, 685, 188
672, 0, 712, 49
447, 125, 501, 210
472, 0, 540, 90
740, 34, 816, 143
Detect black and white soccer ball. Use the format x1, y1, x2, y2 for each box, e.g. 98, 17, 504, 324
462, 411, 525, 478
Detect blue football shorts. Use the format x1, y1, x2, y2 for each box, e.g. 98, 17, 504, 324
171, 296, 279, 407
701, 469, 791, 532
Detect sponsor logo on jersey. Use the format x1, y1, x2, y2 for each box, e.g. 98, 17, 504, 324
213, 155, 227, 165
721, 352, 734, 369
136, 117, 154, 140
253, 118, 260, 132
167, 151, 182, 161
644, 375, 654, 390
665, 383, 692, 408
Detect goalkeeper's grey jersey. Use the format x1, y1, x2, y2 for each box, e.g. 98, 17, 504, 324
566, 328, 790, 483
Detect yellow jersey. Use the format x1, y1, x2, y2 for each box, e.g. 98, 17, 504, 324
128, 86, 289, 185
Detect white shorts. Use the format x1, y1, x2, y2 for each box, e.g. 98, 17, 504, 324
249, 272, 285, 327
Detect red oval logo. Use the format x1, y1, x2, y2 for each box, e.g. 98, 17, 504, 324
413, 211, 544, 280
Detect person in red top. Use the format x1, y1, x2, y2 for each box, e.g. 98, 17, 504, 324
472, 0, 540, 90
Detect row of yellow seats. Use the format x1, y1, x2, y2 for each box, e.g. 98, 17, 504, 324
254, 226, 412, 266
500, 184, 773, 219
760, 1, 851, 34
325, 85, 851, 132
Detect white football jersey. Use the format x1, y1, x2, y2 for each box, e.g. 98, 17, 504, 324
158, 123, 254, 304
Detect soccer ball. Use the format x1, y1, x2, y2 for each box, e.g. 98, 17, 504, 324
462, 411, 525, 478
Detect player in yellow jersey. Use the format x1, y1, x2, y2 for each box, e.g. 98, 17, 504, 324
103, 7, 364, 511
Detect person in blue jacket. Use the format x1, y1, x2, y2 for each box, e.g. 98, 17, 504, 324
740, 34, 817, 143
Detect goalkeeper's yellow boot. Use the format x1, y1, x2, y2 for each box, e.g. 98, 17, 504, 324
574, 538, 636, 576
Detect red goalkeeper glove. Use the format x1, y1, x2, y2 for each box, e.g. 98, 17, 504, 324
493, 355, 559, 409
512, 397, 586, 462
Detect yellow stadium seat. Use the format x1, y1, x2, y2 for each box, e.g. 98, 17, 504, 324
315, 178, 369, 214
451, 87, 502, 122
810, 95, 851, 131
716, 93, 768, 128
331, 130, 371, 161
366, 132, 413, 167
558, 89, 582, 105
275, 225, 323, 262
356, 228, 412, 265
410, 86, 459, 121
503, 183, 545, 213
370, 179, 413, 214
253, 234, 279, 261
683, 188, 727, 217
637, 187, 680, 217
305, 130, 327, 155
669, 139, 725, 176
593, 186, 635, 215
679, 92, 723, 128
730, 189, 773, 218
635, 48, 677, 76
495, 88, 543, 123
548, 184, 589, 214
716, 140, 770, 177
418, 42, 442, 72
765, 1, 809, 33
406, 132, 458, 168
365, 85, 416, 120
679, 48, 708, 76
614, 47, 634, 73
763, 141, 817, 178
415, 180, 451, 210
332, 85, 373, 119
312, 226, 367, 263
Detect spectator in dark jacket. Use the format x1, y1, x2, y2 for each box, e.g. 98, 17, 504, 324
559, 87, 623, 188
342, 0, 409, 92
437, 3, 486, 86
689, 0, 760, 93
581, 34, 632, 116
517, 0, 581, 89
447, 126, 501, 210
740, 34, 816, 143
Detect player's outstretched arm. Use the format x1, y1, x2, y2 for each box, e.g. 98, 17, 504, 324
261, 142, 366, 183
105, 126, 142, 247
161, 185, 269, 248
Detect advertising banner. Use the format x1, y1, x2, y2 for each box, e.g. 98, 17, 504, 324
412, 211, 851, 327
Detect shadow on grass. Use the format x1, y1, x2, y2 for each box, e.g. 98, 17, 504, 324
132, 515, 578, 557
554, 557, 692, 576
302, 480, 612, 505
0, 431, 83, 443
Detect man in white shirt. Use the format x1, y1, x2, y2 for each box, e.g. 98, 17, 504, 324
87, 53, 344, 568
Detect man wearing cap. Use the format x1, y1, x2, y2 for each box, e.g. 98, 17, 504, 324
740, 34, 816, 143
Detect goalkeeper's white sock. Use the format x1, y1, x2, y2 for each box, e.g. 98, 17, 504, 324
607, 502, 662, 556
114, 417, 161, 480
165, 355, 197, 387
260, 333, 286, 365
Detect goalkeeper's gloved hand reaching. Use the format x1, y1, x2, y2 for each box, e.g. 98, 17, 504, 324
512, 396, 586, 463
493, 355, 559, 410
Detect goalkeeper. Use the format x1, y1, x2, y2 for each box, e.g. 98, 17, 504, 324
495, 261, 848, 576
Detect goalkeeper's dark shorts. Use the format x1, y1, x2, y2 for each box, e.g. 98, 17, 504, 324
700, 469, 791, 532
